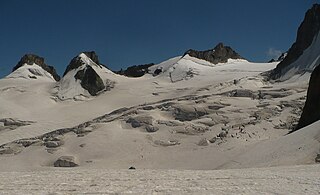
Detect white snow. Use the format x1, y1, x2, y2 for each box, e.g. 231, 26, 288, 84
0, 53, 318, 193
5, 63, 55, 82
149, 54, 276, 83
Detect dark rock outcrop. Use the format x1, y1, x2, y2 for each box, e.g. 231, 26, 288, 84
295, 64, 320, 131
61, 51, 115, 96
184, 43, 244, 64
74, 65, 105, 96
270, 4, 320, 79
12, 54, 60, 81
116, 63, 154, 77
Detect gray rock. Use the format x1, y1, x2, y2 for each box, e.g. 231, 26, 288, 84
45, 141, 63, 148
54, 156, 79, 167
197, 138, 209, 146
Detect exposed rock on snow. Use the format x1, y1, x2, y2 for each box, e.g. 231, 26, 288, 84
74, 65, 105, 96
12, 54, 60, 81
0, 118, 33, 131
184, 42, 245, 64
116, 63, 154, 77
126, 116, 153, 128
173, 105, 208, 121
296, 64, 320, 130
197, 138, 209, 146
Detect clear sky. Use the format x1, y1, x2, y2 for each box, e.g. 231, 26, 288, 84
0, 0, 318, 78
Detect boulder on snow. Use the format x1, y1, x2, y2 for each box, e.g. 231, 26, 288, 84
197, 138, 209, 146
54, 156, 79, 167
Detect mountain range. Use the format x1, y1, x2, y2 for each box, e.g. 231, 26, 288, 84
0, 3, 319, 179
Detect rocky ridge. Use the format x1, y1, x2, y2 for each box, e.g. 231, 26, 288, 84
184, 43, 245, 64
12, 54, 60, 81
270, 4, 320, 79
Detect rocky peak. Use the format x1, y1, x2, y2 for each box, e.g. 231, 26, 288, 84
82, 51, 100, 65
184, 42, 245, 64
60, 51, 114, 97
268, 52, 287, 63
12, 54, 60, 81
270, 4, 320, 79
295, 63, 320, 131
63, 51, 100, 76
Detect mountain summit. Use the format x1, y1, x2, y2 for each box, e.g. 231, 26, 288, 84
184, 43, 244, 64
11, 54, 60, 81
270, 4, 320, 80
57, 51, 115, 100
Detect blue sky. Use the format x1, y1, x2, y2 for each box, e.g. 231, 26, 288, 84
0, 0, 318, 78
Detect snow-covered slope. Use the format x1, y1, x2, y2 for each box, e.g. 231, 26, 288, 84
57, 53, 118, 100
6, 64, 56, 82
149, 54, 274, 83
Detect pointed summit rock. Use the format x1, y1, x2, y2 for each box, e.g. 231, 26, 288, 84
63, 51, 101, 76
12, 54, 60, 81
270, 4, 320, 80
58, 51, 115, 99
184, 42, 245, 64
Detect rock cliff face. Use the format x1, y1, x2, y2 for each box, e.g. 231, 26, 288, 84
295, 64, 320, 131
74, 65, 105, 96
12, 54, 60, 81
270, 4, 320, 79
184, 43, 244, 64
